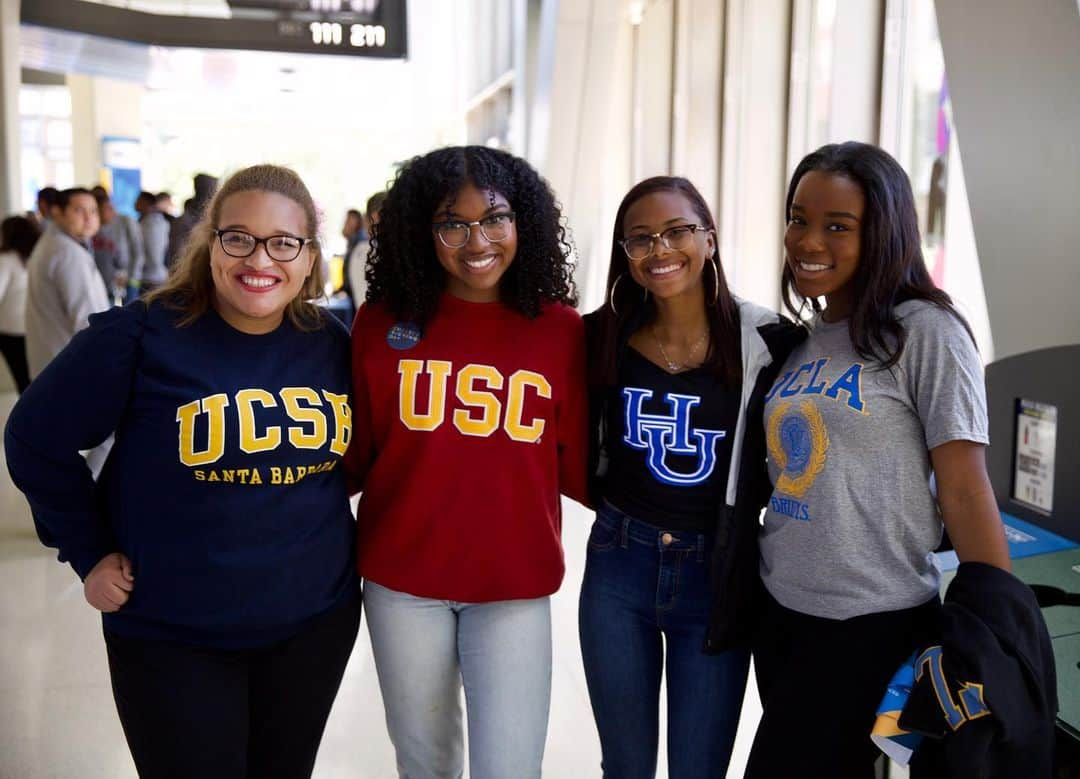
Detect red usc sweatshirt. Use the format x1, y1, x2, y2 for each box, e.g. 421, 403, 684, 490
349, 293, 589, 602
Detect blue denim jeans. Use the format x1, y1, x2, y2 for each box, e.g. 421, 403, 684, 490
579, 502, 749, 779
363, 581, 552, 779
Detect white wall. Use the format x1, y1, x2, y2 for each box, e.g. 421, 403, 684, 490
533, 0, 732, 313
634, 0, 675, 180
0, 0, 20, 215
718, 0, 791, 309
827, 0, 882, 144
531, 0, 798, 314
936, 0, 1080, 358
940, 131, 994, 360
534, 0, 635, 312
670, 0, 724, 214
68, 74, 145, 187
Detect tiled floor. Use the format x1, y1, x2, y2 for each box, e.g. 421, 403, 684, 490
0, 391, 763, 778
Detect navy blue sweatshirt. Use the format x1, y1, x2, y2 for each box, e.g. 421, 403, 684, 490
5, 300, 357, 647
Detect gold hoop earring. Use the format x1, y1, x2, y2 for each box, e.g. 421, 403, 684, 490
707, 258, 720, 305
609, 273, 647, 316
609, 273, 624, 316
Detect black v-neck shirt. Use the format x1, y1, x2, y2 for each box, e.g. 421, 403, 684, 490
602, 347, 741, 532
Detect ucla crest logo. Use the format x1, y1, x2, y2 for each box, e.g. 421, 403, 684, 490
622, 388, 727, 486
766, 400, 829, 497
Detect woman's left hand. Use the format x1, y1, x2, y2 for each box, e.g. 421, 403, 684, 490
83, 552, 136, 612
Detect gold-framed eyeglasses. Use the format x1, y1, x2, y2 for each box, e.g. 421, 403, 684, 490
619, 224, 712, 261
432, 212, 516, 249
213, 229, 312, 263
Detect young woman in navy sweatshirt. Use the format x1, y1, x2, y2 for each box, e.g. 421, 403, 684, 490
348, 146, 588, 779
5, 164, 361, 778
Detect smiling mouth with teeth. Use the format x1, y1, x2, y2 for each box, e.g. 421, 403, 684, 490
240, 275, 280, 288
647, 261, 686, 276
796, 259, 832, 272
464, 254, 498, 271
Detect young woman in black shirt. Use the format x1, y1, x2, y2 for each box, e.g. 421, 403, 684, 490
581, 176, 800, 778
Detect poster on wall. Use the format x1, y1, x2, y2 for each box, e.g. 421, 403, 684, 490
102, 136, 141, 218
1013, 399, 1057, 514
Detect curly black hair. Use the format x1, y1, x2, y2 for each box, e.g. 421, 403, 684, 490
365, 145, 577, 324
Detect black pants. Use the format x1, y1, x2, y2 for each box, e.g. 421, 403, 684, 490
0, 333, 30, 393
745, 590, 940, 779
104, 592, 362, 779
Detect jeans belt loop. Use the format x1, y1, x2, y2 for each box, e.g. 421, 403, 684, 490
620, 516, 630, 549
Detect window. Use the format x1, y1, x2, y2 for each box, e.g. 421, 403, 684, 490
880, 0, 994, 359
787, 0, 837, 166
19, 86, 75, 213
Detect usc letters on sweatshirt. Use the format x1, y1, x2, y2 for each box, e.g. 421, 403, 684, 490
349, 294, 589, 603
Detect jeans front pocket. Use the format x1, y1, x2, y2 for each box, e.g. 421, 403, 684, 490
586, 515, 621, 552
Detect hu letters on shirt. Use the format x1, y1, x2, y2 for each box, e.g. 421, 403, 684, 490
621, 387, 727, 487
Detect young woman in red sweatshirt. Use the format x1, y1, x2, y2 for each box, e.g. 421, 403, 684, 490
348, 145, 588, 779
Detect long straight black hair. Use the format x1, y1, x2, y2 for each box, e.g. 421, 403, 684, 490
782, 142, 973, 368
590, 176, 741, 388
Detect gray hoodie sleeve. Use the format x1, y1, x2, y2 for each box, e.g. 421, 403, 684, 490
54, 244, 111, 334
124, 215, 146, 283
140, 214, 169, 285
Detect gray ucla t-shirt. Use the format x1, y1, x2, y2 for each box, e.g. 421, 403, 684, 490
759, 300, 988, 620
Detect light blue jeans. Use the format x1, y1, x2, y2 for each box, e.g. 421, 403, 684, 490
363, 581, 552, 779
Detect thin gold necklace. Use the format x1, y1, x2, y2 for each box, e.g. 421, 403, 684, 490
652, 325, 709, 372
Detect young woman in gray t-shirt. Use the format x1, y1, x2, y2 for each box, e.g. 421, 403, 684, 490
745, 142, 1010, 778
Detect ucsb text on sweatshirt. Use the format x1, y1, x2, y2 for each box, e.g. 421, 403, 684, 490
5, 301, 357, 647
349, 294, 589, 603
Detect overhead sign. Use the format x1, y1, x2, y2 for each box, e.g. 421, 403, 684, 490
21, 0, 408, 59
227, 1, 382, 10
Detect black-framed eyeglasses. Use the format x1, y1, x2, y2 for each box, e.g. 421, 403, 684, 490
619, 224, 712, 261
432, 212, 516, 249
213, 229, 312, 263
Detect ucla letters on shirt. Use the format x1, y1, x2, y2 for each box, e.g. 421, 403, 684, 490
348, 294, 589, 603
759, 300, 989, 620
4, 301, 358, 647
602, 348, 739, 532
